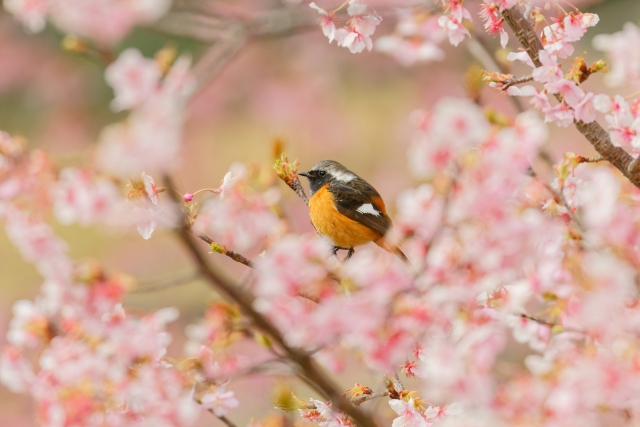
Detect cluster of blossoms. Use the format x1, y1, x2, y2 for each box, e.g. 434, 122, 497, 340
3, 0, 171, 45
97, 47, 196, 178
0, 204, 204, 427
485, 10, 603, 129
310, 0, 382, 53
375, 10, 445, 66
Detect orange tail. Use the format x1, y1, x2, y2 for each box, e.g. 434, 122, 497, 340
375, 237, 409, 264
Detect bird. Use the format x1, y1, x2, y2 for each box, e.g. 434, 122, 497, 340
298, 160, 408, 262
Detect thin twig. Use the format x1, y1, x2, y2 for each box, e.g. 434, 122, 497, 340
580, 155, 604, 163
132, 272, 200, 293
501, 74, 534, 90
353, 390, 390, 407
520, 313, 585, 333
289, 175, 310, 206
502, 6, 640, 189
392, 371, 405, 393
163, 175, 377, 427
190, 230, 254, 268
209, 411, 239, 427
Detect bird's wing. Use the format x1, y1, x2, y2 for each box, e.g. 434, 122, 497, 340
328, 181, 391, 237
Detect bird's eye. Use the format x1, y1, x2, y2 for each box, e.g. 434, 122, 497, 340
318, 171, 326, 177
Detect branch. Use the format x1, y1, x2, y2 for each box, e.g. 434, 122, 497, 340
352, 390, 390, 407
209, 411, 238, 427
163, 175, 377, 427
190, 230, 254, 268
501, 6, 640, 189
132, 271, 200, 293
520, 313, 585, 334
501, 74, 533, 90
274, 153, 309, 206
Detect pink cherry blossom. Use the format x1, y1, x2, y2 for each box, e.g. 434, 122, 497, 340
309, 399, 349, 427
507, 49, 534, 67
6, 299, 50, 348
3, 0, 50, 32
336, 28, 372, 53
480, 3, 508, 47
408, 97, 491, 177
218, 171, 237, 199
194, 182, 282, 253
323, 0, 381, 54
309, 3, 339, 43
104, 48, 162, 112
200, 386, 239, 416
437, 15, 469, 47
51, 167, 122, 226
543, 102, 575, 127
49, 0, 172, 45
1, 204, 72, 279
97, 51, 195, 177
424, 402, 463, 420
389, 398, 431, 427
135, 207, 157, 240
544, 78, 585, 108
142, 172, 159, 205
563, 12, 599, 42
574, 92, 596, 123
593, 22, 640, 87
532, 50, 563, 83
376, 13, 444, 66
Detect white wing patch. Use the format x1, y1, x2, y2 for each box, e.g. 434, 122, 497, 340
332, 170, 356, 183
356, 203, 380, 216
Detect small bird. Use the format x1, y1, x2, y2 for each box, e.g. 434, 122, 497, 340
298, 160, 408, 262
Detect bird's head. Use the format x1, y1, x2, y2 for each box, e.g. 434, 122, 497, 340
298, 160, 357, 195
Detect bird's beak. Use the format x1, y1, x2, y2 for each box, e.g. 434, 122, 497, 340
298, 172, 310, 178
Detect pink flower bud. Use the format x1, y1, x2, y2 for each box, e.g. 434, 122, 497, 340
183, 193, 194, 202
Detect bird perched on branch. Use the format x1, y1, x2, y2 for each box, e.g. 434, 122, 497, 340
298, 160, 408, 262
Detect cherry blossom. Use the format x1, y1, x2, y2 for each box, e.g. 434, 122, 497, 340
200, 386, 239, 417
309, 2, 339, 43
593, 22, 640, 87
376, 13, 444, 66
97, 51, 195, 177
51, 167, 121, 226
480, 3, 508, 47
3, 0, 50, 32
389, 398, 431, 427
104, 48, 162, 112
438, 0, 472, 47
334, 0, 382, 54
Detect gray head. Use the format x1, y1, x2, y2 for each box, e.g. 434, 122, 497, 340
298, 160, 358, 195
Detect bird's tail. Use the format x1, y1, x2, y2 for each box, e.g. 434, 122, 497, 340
375, 237, 409, 264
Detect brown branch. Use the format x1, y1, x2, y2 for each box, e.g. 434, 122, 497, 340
163, 175, 377, 427
132, 272, 200, 293
190, 230, 254, 268
274, 153, 310, 206
501, 74, 533, 90
520, 313, 585, 334
352, 390, 390, 407
208, 411, 239, 427
287, 175, 309, 206
501, 6, 640, 189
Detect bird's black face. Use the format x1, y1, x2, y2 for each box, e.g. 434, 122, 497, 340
299, 160, 357, 196
298, 168, 331, 195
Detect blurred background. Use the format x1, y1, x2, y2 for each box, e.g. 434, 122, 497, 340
0, 0, 639, 425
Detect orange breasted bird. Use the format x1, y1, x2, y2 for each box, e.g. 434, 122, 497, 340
298, 160, 408, 262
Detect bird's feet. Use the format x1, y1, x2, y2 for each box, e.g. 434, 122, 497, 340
345, 247, 355, 260
331, 246, 355, 262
